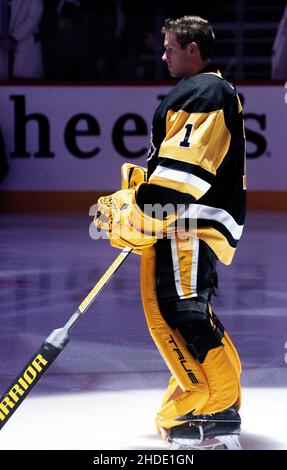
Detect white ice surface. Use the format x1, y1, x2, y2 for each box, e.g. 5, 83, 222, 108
0, 387, 286, 450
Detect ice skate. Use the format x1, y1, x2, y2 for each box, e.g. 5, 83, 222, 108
162, 406, 242, 450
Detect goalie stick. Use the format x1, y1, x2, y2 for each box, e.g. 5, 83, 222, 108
0, 246, 132, 430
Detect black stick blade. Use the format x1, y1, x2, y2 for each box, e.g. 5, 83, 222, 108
0, 341, 63, 430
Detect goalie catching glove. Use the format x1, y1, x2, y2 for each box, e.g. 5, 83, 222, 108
94, 163, 180, 253
94, 187, 175, 253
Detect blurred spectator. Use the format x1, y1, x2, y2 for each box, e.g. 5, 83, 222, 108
41, 0, 83, 80
272, 4, 287, 80
139, 31, 157, 80
114, 1, 157, 80
56, 0, 82, 32
0, 125, 8, 182
80, 0, 125, 80
0, 0, 44, 79
41, 0, 126, 81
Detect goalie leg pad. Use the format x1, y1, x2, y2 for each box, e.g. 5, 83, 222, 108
160, 297, 224, 364
141, 248, 241, 432
162, 298, 241, 415
141, 248, 210, 403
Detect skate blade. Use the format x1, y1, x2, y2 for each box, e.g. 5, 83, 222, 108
169, 434, 242, 451
217, 434, 242, 450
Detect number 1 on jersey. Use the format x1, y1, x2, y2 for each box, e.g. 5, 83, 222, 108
179, 123, 193, 148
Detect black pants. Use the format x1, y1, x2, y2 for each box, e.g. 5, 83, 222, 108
156, 237, 218, 304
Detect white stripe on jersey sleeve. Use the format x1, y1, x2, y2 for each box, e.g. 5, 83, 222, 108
180, 204, 244, 241
152, 165, 211, 193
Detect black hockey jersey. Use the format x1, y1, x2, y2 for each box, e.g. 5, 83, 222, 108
136, 64, 246, 265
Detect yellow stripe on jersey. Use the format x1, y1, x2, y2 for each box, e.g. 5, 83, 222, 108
171, 236, 192, 298
237, 95, 243, 113
202, 71, 222, 78
159, 109, 231, 175
195, 227, 236, 265
243, 175, 247, 190
177, 236, 193, 298
149, 173, 206, 200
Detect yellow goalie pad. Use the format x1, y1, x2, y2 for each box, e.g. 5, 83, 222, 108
140, 247, 242, 432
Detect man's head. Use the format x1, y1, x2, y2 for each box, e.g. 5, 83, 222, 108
161, 16, 215, 78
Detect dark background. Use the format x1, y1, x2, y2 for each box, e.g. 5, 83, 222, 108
39, 0, 286, 82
